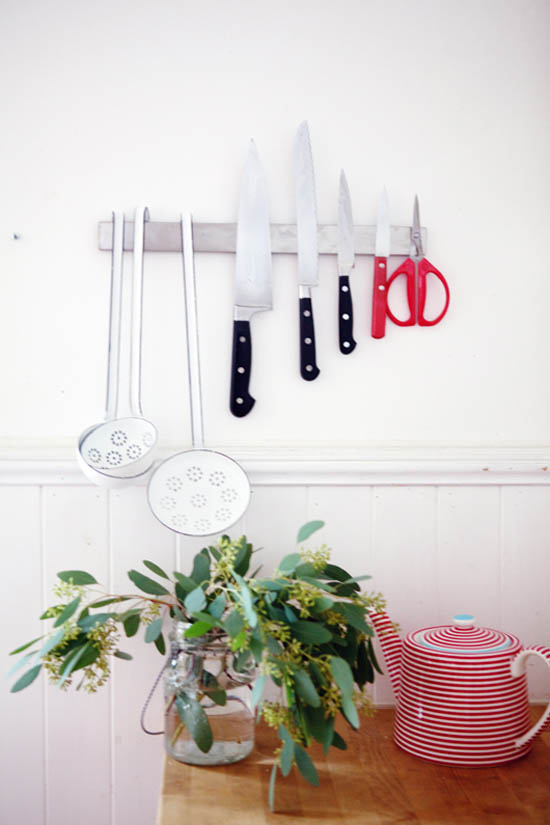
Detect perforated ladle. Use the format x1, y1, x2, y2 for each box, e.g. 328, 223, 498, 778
147, 214, 250, 536
77, 207, 158, 485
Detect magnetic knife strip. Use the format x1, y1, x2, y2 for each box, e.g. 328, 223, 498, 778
97, 221, 426, 255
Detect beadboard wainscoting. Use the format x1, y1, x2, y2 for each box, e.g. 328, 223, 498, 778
1, 462, 550, 825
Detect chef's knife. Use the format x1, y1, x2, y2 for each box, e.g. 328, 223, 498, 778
371, 187, 390, 339
337, 170, 356, 354
294, 121, 320, 381
230, 140, 272, 417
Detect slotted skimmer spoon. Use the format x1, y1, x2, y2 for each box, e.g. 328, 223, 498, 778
77, 207, 158, 485
147, 213, 250, 536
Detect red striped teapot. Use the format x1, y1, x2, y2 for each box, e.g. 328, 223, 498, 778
370, 611, 550, 766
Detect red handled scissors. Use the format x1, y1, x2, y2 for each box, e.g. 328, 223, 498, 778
386, 196, 450, 327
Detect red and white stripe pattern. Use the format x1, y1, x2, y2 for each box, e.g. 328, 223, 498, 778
371, 612, 550, 766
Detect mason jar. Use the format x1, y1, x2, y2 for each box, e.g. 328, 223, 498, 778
164, 621, 257, 765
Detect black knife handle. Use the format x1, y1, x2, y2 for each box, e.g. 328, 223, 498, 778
338, 275, 356, 354
299, 297, 320, 381
230, 319, 255, 417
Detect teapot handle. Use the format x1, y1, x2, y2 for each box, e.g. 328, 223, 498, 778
511, 646, 550, 748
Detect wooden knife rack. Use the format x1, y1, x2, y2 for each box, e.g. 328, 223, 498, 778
97, 221, 426, 255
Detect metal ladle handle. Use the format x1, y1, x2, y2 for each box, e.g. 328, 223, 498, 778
105, 212, 124, 421
181, 213, 204, 449
130, 206, 150, 418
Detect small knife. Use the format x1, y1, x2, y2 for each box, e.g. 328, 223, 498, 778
294, 121, 320, 381
230, 140, 272, 417
337, 170, 356, 354
371, 187, 390, 339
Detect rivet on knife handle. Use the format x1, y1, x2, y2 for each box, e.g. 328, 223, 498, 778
230, 319, 254, 416
338, 275, 356, 353
299, 296, 320, 381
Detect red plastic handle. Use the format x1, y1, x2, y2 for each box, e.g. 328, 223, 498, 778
386, 258, 416, 326
371, 256, 388, 338
418, 258, 450, 326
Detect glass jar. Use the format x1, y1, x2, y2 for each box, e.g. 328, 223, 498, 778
164, 621, 257, 765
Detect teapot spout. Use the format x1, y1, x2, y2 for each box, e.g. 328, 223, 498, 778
370, 611, 402, 698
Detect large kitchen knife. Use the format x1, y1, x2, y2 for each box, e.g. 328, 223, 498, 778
371, 187, 390, 339
230, 140, 272, 417
294, 121, 320, 381
337, 170, 356, 354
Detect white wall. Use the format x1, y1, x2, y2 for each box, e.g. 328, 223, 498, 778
1, 1, 549, 825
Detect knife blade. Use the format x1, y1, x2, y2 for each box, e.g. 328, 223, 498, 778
230, 139, 272, 417
337, 170, 356, 354
372, 187, 390, 339
293, 121, 320, 381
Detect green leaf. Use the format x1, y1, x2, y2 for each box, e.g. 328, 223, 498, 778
293, 668, 321, 707
173, 572, 198, 593
113, 650, 133, 660
78, 613, 111, 633
232, 572, 257, 628
299, 576, 335, 593
233, 540, 252, 576
184, 586, 206, 614
128, 569, 170, 596
278, 553, 302, 574
143, 560, 170, 579
11, 664, 42, 693
331, 731, 347, 750
311, 596, 334, 613
191, 551, 210, 585
368, 638, 384, 675
268, 764, 277, 812
354, 641, 373, 687
283, 604, 297, 623
57, 570, 97, 585
154, 633, 166, 655
208, 593, 226, 619
176, 694, 213, 753
303, 705, 334, 754
224, 610, 244, 638
145, 617, 163, 643
321, 563, 351, 582
330, 656, 354, 699
341, 694, 359, 729
294, 562, 318, 577
183, 620, 213, 639
294, 744, 319, 786
123, 613, 140, 637
38, 628, 66, 658
250, 674, 266, 709
280, 736, 294, 777
342, 575, 372, 584
297, 521, 325, 543
291, 621, 332, 645
89, 596, 130, 608
58, 644, 94, 687
8, 651, 38, 678
332, 602, 372, 636
54, 596, 81, 627
308, 661, 327, 688
201, 671, 226, 706
9, 636, 43, 656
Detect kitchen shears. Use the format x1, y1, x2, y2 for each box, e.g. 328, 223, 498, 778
386, 196, 450, 327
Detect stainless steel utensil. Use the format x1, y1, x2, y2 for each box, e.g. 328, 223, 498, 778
337, 170, 356, 354
148, 214, 250, 537
294, 121, 320, 380
229, 140, 272, 417
77, 207, 157, 485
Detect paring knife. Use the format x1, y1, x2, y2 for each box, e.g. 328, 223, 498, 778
371, 187, 390, 339
294, 121, 320, 381
230, 140, 272, 417
337, 170, 356, 354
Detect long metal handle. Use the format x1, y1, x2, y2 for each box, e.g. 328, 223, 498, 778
105, 212, 124, 420
129, 206, 150, 417
181, 213, 204, 449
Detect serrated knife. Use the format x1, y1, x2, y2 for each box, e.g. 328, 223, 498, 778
294, 121, 320, 381
371, 187, 390, 339
230, 140, 272, 417
337, 170, 356, 354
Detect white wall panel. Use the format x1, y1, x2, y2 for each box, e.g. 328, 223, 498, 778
370, 486, 439, 703
41, 487, 112, 825
0, 487, 44, 825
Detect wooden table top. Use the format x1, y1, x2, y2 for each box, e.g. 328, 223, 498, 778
157, 708, 550, 825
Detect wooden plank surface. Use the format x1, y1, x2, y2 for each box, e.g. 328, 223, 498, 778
156, 710, 550, 825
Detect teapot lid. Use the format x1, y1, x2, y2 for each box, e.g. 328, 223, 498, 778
411, 614, 516, 655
